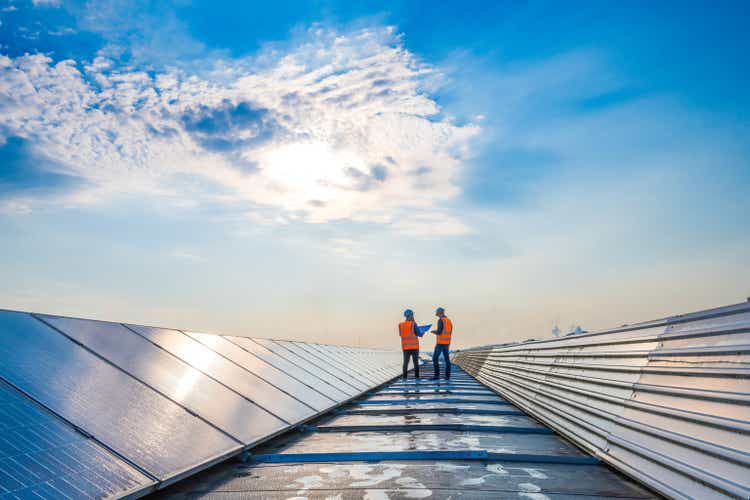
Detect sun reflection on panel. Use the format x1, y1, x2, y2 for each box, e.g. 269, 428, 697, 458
172, 368, 202, 401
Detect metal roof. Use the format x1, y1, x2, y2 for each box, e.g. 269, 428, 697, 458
160, 363, 655, 499
454, 301, 750, 500
0, 309, 401, 498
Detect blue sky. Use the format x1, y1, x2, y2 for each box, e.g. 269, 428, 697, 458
1, 0, 748, 347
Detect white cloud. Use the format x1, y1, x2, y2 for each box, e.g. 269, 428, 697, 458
0, 27, 479, 233
31, 0, 61, 6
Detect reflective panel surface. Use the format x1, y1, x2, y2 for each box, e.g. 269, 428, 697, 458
188, 333, 334, 413
227, 337, 350, 402
0, 311, 240, 480
39, 315, 286, 444
335, 346, 391, 380
279, 341, 369, 390
252, 339, 359, 396
127, 325, 313, 424
298, 343, 379, 386
326, 345, 394, 382
0, 379, 153, 498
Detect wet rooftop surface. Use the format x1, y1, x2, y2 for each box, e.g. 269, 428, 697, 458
157, 364, 657, 499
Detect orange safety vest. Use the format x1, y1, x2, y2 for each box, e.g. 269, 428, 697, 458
399, 320, 419, 351
437, 316, 452, 345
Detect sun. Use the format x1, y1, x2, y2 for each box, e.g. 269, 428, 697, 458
260, 141, 365, 208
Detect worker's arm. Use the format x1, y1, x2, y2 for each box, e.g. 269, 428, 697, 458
413, 321, 420, 337
431, 318, 444, 335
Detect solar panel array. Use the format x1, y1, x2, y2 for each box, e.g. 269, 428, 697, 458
0, 309, 401, 498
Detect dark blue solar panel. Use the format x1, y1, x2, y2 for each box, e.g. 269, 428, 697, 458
0, 378, 152, 498
228, 337, 351, 402
0, 310, 241, 481
39, 315, 287, 445
296, 343, 380, 386
276, 341, 369, 391
0, 308, 403, 496
253, 339, 359, 396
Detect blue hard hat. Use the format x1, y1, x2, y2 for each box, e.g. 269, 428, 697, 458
404, 309, 414, 317
436, 307, 445, 314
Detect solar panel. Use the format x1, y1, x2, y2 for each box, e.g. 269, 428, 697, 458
326, 345, 397, 382
290, 342, 370, 385
352, 348, 400, 380
298, 343, 380, 386
185, 332, 335, 412
226, 337, 351, 402
331, 346, 388, 383
38, 314, 287, 445
324, 344, 397, 384
0, 311, 240, 481
0, 378, 153, 498
253, 339, 360, 396
0, 308, 403, 496
273, 340, 368, 392
301, 342, 385, 387
323, 345, 394, 383
126, 325, 315, 425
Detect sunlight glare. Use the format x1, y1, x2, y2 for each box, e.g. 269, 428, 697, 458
261, 142, 364, 207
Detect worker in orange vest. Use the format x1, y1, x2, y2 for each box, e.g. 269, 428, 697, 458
430, 307, 452, 380
399, 309, 420, 380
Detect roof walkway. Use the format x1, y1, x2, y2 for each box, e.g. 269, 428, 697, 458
160, 362, 655, 499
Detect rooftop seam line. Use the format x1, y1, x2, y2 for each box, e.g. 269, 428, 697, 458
339, 408, 526, 416
357, 398, 509, 405
310, 424, 554, 434
248, 450, 602, 465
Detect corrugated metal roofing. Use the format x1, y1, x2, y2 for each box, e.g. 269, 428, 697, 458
454, 301, 750, 499
0, 309, 401, 498
160, 363, 655, 499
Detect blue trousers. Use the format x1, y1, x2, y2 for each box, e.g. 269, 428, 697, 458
432, 344, 451, 379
